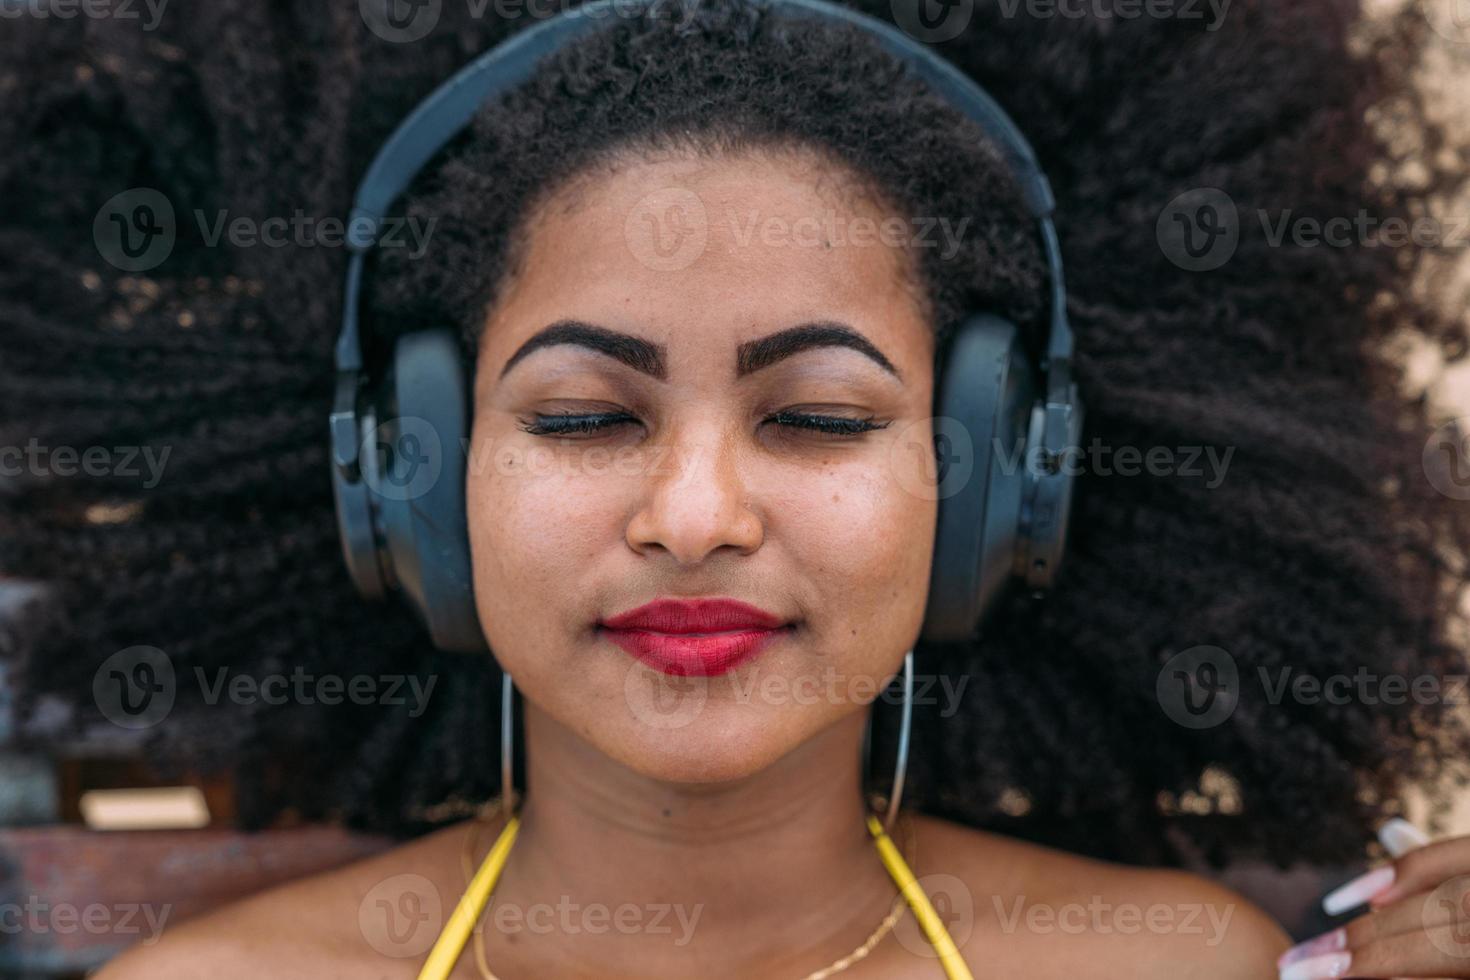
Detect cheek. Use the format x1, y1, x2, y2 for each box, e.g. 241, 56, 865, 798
766, 456, 936, 651
465, 449, 623, 646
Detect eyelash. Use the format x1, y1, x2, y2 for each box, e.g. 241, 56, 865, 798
518, 412, 634, 436
516, 411, 889, 438
765, 411, 889, 437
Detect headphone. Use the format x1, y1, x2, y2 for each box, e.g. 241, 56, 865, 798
330, 0, 1084, 653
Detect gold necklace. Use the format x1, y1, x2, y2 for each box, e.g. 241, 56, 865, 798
459, 796, 916, 980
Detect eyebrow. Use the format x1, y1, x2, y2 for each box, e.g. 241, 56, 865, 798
736, 321, 900, 380
498, 318, 900, 381
499, 320, 667, 380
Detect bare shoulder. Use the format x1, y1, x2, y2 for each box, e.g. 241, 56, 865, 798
907, 814, 1291, 980
94, 821, 471, 980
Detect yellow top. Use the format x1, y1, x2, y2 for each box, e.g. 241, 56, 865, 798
414, 811, 974, 980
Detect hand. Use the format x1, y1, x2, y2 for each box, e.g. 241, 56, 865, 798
1278, 818, 1470, 979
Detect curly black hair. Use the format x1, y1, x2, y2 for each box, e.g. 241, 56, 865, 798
2, 0, 1468, 872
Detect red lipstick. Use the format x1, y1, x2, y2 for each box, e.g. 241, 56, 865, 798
598, 598, 791, 677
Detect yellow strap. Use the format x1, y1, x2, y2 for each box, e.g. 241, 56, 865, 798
415, 814, 520, 980
416, 812, 973, 980
866, 813, 975, 980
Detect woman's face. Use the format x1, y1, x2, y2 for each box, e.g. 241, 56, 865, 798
466, 148, 938, 784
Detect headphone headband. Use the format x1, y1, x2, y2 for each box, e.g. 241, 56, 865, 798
335, 0, 1072, 386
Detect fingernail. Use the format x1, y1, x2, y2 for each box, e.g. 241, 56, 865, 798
1277, 927, 1346, 967
1278, 950, 1352, 980
1322, 865, 1395, 915
1377, 817, 1430, 858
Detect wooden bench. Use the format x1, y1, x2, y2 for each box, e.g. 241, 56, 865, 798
0, 824, 393, 977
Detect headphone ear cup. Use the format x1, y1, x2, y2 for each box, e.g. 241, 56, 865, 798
331, 410, 389, 601
370, 329, 486, 653
920, 314, 1038, 644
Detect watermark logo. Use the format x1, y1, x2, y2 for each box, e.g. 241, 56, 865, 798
1423, 418, 1470, 500
93, 645, 176, 730
895, 874, 975, 957
360, 0, 441, 42
94, 188, 176, 273
1422, 0, 1470, 44
890, 0, 974, 42
1156, 645, 1239, 729
1157, 188, 1239, 272
890, 417, 975, 502
623, 661, 710, 730
358, 874, 444, 957
1423, 874, 1470, 959
625, 187, 708, 272
363, 415, 445, 503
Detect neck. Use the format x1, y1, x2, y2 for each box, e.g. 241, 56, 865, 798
482, 699, 905, 977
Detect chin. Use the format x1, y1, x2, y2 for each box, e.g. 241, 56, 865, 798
601, 706, 808, 786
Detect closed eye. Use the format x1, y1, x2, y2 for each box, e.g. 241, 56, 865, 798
516, 411, 889, 438
516, 411, 636, 436
763, 411, 889, 437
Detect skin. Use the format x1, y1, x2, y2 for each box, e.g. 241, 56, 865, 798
97, 148, 1291, 979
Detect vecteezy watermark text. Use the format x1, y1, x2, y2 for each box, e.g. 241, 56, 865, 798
0, 439, 171, 489
0, 898, 171, 944
1159, 188, 1470, 271
359, 0, 695, 44
993, 895, 1236, 946
995, 0, 1230, 30
1156, 645, 1470, 729
1257, 666, 1469, 707
994, 437, 1235, 489
724, 208, 972, 261
193, 666, 438, 717
93, 188, 438, 272
194, 209, 435, 257
0, 0, 167, 30
483, 896, 703, 945
726, 665, 969, 716
93, 646, 439, 729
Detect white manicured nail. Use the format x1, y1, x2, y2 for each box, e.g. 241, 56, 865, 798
1377, 817, 1430, 857
1322, 865, 1395, 915
1278, 950, 1351, 979
1277, 927, 1346, 967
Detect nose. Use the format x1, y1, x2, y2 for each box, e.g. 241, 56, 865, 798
624, 421, 764, 565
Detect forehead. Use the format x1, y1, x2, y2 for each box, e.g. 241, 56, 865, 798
477, 148, 933, 372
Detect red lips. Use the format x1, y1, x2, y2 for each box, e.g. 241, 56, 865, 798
598, 598, 791, 676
